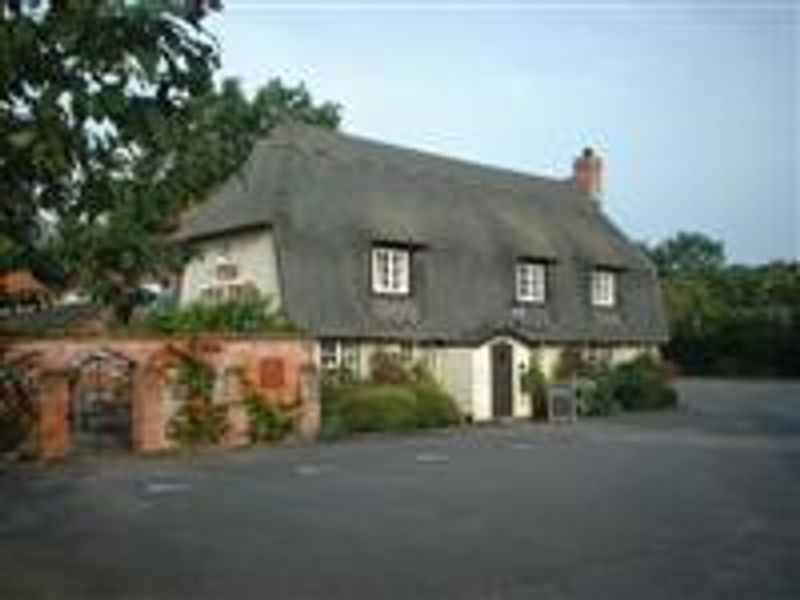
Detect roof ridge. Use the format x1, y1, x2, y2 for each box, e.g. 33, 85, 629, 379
266, 122, 575, 194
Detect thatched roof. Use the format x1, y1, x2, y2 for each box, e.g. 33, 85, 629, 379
178, 124, 668, 344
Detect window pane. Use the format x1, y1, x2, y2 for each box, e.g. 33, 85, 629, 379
372, 246, 410, 295
591, 270, 616, 306
516, 262, 546, 303
320, 339, 340, 370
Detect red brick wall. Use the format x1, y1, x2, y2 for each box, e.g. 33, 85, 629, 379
1, 335, 317, 458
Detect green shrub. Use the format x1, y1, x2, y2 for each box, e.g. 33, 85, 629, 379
168, 402, 228, 446
368, 351, 413, 385
137, 294, 296, 334
319, 382, 352, 440
243, 391, 294, 443
520, 364, 548, 420
413, 384, 461, 428
577, 373, 618, 417
605, 356, 678, 412
166, 343, 227, 447
552, 346, 586, 381
339, 385, 419, 433
320, 355, 460, 436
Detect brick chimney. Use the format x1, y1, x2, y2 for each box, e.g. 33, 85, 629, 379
572, 147, 603, 199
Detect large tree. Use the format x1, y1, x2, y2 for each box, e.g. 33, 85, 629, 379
1, 0, 221, 266
56, 77, 341, 322
642, 231, 800, 376
648, 231, 726, 277
2, 2, 341, 322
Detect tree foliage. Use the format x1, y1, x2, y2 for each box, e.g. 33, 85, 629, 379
1, 2, 341, 322
648, 231, 725, 277
1, 0, 220, 264
642, 232, 800, 377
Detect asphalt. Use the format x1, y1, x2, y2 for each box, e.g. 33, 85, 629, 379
1, 378, 799, 599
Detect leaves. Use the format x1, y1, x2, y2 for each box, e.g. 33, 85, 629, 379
641, 232, 800, 376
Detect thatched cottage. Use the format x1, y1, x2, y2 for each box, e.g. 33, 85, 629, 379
177, 124, 667, 420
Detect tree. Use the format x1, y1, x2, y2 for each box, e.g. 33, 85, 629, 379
2, 2, 342, 322
644, 231, 800, 377
1, 0, 220, 282
647, 231, 726, 277
55, 77, 341, 322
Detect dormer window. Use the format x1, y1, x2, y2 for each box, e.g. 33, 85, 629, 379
591, 269, 617, 307
515, 261, 547, 304
372, 245, 411, 296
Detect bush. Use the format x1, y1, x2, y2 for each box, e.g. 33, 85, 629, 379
169, 402, 228, 446
552, 345, 598, 381
577, 373, 618, 417
136, 294, 296, 334
413, 384, 461, 428
166, 342, 227, 447
321, 380, 460, 436
339, 385, 419, 433
604, 356, 678, 412
369, 351, 413, 385
243, 391, 294, 443
319, 382, 351, 440
520, 365, 548, 420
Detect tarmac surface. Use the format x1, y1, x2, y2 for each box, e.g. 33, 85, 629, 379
1, 378, 798, 599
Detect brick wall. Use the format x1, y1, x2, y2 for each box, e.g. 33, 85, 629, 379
1, 335, 317, 459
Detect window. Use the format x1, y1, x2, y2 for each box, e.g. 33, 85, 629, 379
372, 245, 411, 296
214, 246, 238, 282
320, 339, 360, 374
399, 342, 414, 363
200, 282, 257, 304
591, 269, 617, 307
216, 262, 239, 282
320, 339, 339, 370
515, 261, 547, 303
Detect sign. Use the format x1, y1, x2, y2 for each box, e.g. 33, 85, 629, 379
259, 357, 285, 389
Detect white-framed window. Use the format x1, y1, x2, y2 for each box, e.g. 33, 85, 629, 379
371, 245, 411, 296
515, 261, 547, 303
591, 269, 617, 307
320, 339, 360, 373
320, 339, 340, 370
200, 282, 257, 304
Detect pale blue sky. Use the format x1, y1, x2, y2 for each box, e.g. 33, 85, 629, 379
206, 1, 798, 263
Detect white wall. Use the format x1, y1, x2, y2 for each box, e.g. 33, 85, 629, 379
533, 344, 562, 380
179, 229, 282, 306
438, 348, 474, 415
611, 345, 656, 365
316, 338, 661, 422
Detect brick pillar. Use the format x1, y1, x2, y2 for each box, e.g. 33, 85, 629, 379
38, 371, 70, 460
132, 367, 165, 452
296, 363, 320, 442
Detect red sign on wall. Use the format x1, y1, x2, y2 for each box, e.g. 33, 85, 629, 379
259, 357, 286, 389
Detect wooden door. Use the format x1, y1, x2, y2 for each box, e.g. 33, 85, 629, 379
491, 342, 513, 418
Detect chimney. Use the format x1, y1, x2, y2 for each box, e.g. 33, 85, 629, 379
572, 147, 603, 199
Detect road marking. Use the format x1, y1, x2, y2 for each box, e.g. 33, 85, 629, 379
294, 463, 327, 476
143, 481, 192, 495
415, 453, 449, 464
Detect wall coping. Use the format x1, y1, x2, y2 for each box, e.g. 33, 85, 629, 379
0, 332, 314, 344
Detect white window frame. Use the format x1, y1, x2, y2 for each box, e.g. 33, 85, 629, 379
320, 339, 340, 370
371, 245, 411, 296
591, 269, 617, 307
515, 261, 547, 304
319, 339, 360, 374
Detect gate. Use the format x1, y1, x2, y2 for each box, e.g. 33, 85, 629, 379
0, 352, 37, 455
69, 349, 135, 451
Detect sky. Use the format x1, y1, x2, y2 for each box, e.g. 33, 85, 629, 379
206, 0, 798, 264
